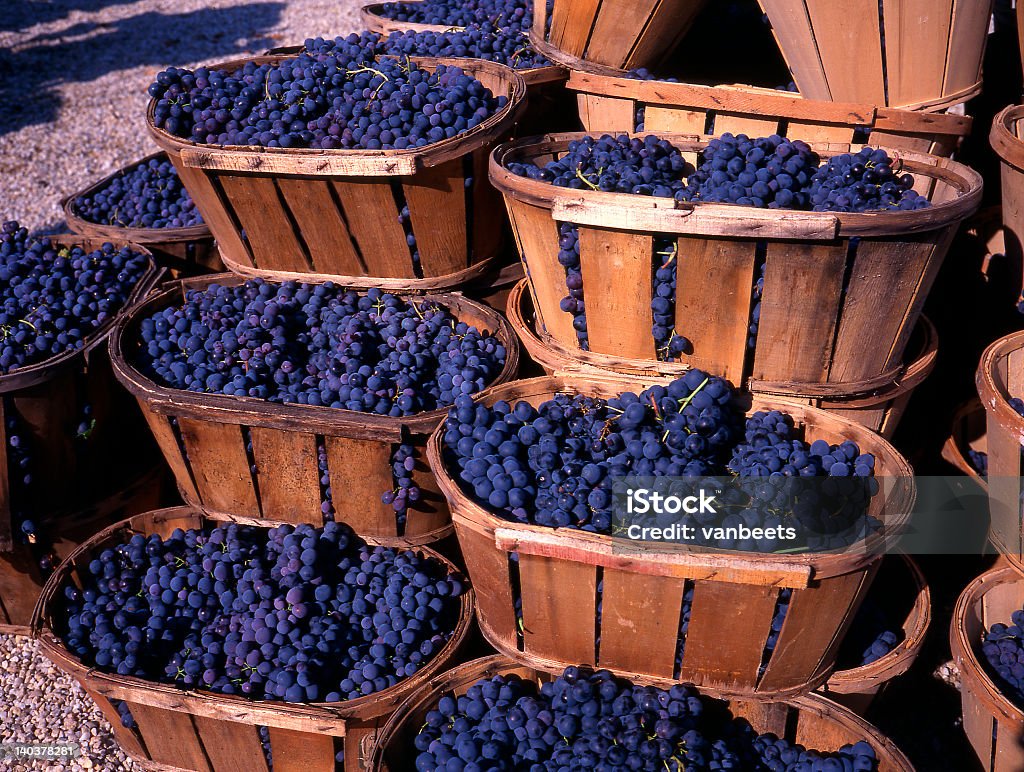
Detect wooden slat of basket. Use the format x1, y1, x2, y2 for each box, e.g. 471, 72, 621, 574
644, 105, 705, 133
405, 454, 452, 538
0, 549, 41, 625
250, 428, 321, 525
139, 409, 199, 502
177, 418, 260, 518
577, 228, 656, 358
752, 241, 846, 384
404, 157, 468, 278
729, 699, 790, 737
177, 146, 419, 177
960, 681, 995, 769
554, 0, 601, 59
625, 0, 706, 70
582, 0, 653, 66
217, 176, 310, 273
806, 0, 885, 104
882, 0, 949, 110
275, 179, 364, 276
714, 113, 781, 138
760, 0, 831, 100
578, 95, 637, 133
471, 148, 503, 263
674, 237, 756, 384
452, 520, 519, 650
325, 436, 397, 533
988, 418, 1024, 563
268, 726, 335, 772
86, 688, 149, 760
13, 374, 79, 507
192, 714, 270, 772
599, 570, 683, 678
332, 181, 413, 278
943, 0, 991, 104
175, 166, 254, 268
131, 702, 212, 772
785, 121, 858, 144
519, 553, 597, 665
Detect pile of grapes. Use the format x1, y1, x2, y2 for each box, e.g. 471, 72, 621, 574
983, 606, 1024, 707
135, 280, 507, 415
60, 520, 466, 703
72, 156, 203, 229
442, 372, 879, 551
411, 665, 883, 770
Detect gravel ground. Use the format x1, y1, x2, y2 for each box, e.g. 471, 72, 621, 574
0, 0, 366, 235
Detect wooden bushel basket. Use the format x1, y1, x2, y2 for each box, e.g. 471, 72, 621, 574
942, 397, 988, 488
818, 554, 930, 716
506, 279, 938, 440
990, 106, 1024, 311
31, 505, 474, 772
367, 655, 915, 771
951, 566, 1024, 772
757, 0, 992, 111
528, 0, 708, 71
426, 375, 915, 699
567, 67, 973, 157
491, 132, 981, 393
108, 274, 520, 544
63, 152, 221, 277
147, 55, 526, 290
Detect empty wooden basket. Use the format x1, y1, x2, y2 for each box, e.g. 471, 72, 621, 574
31, 506, 474, 772
757, 0, 993, 110
426, 375, 915, 699
568, 67, 973, 157
368, 655, 915, 771
490, 132, 980, 392
951, 566, 1024, 772
147, 55, 527, 290
108, 274, 520, 544
990, 106, 1024, 310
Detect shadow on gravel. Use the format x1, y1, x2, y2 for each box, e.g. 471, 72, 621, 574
0, 2, 285, 137
0, 0, 138, 34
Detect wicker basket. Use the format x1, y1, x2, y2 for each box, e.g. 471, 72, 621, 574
368, 655, 915, 771
951, 566, 1024, 772
567, 66, 972, 157
506, 278, 937, 440
426, 374, 914, 699
491, 133, 980, 389
31, 505, 474, 772
109, 274, 520, 544
758, 0, 992, 110
62, 152, 220, 277
147, 55, 526, 290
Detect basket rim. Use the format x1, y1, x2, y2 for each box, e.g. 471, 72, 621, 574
976, 331, 1024, 442
489, 132, 983, 238
31, 505, 475, 726
950, 564, 1024, 725
426, 373, 916, 582
991, 104, 1024, 172
940, 397, 988, 488
145, 54, 528, 175
0, 235, 160, 394
367, 653, 915, 770
506, 278, 939, 401
107, 272, 521, 438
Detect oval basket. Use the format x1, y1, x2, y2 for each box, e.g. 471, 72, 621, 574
976, 331, 1024, 573
367, 654, 915, 771
818, 553, 930, 715
62, 152, 220, 277
950, 565, 1024, 772
0, 236, 160, 554
426, 374, 915, 699
31, 505, 474, 772
490, 131, 981, 391
758, 0, 992, 111
360, 1, 467, 34
990, 106, 1024, 309
108, 273, 520, 545
566, 65, 972, 157
942, 397, 988, 488
147, 55, 527, 290
506, 278, 937, 440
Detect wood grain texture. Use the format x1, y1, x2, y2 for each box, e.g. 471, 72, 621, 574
275, 178, 364, 275
332, 180, 417, 278
642, 105, 706, 134
139, 407, 200, 503
519, 552, 597, 666
551, 0, 600, 59
268, 726, 337, 772
249, 428, 321, 525
598, 569, 683, 679
577, 95, 638, 133
758, 0, 831, 100
942, 0, 991, 105
583, 0, 659, 67
177, 418, 260, 518
451, 520, 519, 651
404, 157, 469, 278
804, 0, 885, 103
883, 0, 953, 109
713, 113, 780, 137
192, 714, 271, 772
325, 436, 400, 537
173, 163, 254, 269
131, 702, 212, 772
217, 175, 311, 272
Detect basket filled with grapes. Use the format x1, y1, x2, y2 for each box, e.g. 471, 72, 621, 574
368, 654, 915, 771
819, 553, 930, 715
490, 131, 981, 391
505, 278, 938, 440
31, 505, 474, 772
109, 273, 519, 544
758, 0, 991, 111
146, 47, 526, 290
566, 65, 972, 157
63, 151, 221, 277
951, 565, 1024, 772
426, 372, 914, 698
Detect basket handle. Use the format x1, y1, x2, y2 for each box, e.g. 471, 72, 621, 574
178, 146, 420, 177
493, 526, 813, 588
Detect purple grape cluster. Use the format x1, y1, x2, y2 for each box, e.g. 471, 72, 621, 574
136, 280, 506, 415
72, 155, 203, 229
111, 699, 136, 729
555, 223, 588, 350
379, 0, 527, 28
652, 239, 689, 359
807, 147, 929, 212
983, 607, 1024, 707
384, 441, 422, 528
60, 520, 466, 703
412, 665, 881, 770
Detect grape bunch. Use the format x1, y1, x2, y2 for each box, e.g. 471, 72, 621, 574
807, 147, 930, 213
652, 239, 689, 359
0, 222, 151, 373
379, 0, 529, 28
382, 25, 550, 69
148, 41, 507, 150
60, 520, 466, 703
384, 441, 423, 528
555, 223, 588, 350
72, 156, 203, 229
136, 280, 506, 415
983, 607, 1024, 707
111, 699, 136, 730
412, 665, 882, 770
